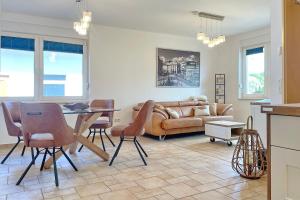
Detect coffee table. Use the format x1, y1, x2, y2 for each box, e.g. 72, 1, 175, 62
205, 121, 245, 146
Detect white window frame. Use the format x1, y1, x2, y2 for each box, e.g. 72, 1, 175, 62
0, 32, 89, 102
239, 42, 270, 100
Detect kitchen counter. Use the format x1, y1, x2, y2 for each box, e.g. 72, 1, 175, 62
262, 103, 300, 200
261, 103, 300, 116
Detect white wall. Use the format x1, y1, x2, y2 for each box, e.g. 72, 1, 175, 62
210, 28, 271, 122
88, 24, 214, 124
270, 0, 284, 104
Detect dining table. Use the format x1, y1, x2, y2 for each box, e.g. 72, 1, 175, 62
43, 107, 120, 169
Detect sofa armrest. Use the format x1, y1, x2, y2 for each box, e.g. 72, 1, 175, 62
217, 104, 233, 116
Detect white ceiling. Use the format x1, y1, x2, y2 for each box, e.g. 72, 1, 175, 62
1, 0, 271, 37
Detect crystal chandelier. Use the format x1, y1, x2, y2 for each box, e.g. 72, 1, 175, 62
73, 0, 92, 36
193, 11, 226, 48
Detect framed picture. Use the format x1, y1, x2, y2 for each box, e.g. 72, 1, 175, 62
215, 74, 225, 103
216, 74, 225, 84
156, 48, 200, 87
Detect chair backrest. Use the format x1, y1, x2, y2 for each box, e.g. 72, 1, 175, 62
90, 99, 114, 122
125, 100, 154, 136
20, 103, 75, 147
1, 101, 22, 137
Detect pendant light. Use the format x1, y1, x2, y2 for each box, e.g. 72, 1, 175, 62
73, 0, 92, 36
194, 11, 226, 48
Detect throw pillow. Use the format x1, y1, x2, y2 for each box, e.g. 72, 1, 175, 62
165, 108, 180, 119
209, 103, 217, 116
194, 106, 210, 117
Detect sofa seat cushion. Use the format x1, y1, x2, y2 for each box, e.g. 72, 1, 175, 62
200, 116, 234, 123
162, 117, 203, 130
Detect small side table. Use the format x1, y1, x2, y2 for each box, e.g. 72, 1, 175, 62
205, 121, 245, 146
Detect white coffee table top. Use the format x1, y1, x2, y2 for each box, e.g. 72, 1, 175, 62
206, 121, 246, 128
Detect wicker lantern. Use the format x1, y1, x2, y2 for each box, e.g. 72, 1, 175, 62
232, 116, 266, 179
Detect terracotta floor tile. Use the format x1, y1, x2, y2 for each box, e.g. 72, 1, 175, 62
100, 190, 137, 200
162, 183, 199, 199
0, 135, 266, 200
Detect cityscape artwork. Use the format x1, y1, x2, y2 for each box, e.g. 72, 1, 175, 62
156, 48, 200, 87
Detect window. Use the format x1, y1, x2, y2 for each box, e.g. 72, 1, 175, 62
43, 41, 84, 97
0, 33, 87, 100
239, 44, 270, 99
0, 36, 35, 97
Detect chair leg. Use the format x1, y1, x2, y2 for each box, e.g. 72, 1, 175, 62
31, 147, 35, 165
78, 129, 93, 152
92, 129, 96, 143
134, 137, 147, 166
16, 150, 40, 185
53, 147, 59, 187
104, 129, 115, 147
40, 148, 48, 171
109, 137, 124, 166
1, 137, 21, 164
21, 145, 26, 157
60, 147, 78, 171
99, 129, 106, 152
135, 139, 148, 157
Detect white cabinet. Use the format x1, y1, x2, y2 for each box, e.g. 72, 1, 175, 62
271, 147, 300, 200
250, 104, 267, 147
270, 115, 300, 200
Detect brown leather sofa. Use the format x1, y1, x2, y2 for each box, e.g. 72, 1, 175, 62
132, 100, 233, 140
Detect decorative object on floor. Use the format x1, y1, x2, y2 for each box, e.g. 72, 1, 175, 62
215, 74, 225, 103
73, 0, 92, 35
78, 99, 115, 152
192, 11, 226, 48
232, 116, 266, 179
109, 100, 154, 166
157, 48, 200, 87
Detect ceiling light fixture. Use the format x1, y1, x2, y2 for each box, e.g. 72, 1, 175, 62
193, 11, 226, 48
73, 0, 92, 36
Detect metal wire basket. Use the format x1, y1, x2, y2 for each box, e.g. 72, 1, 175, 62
231, 116, 266, 179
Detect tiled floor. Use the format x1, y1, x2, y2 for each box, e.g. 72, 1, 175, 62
0, 134, 267, 200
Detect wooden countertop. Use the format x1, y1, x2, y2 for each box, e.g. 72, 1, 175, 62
261, 103, 300, 116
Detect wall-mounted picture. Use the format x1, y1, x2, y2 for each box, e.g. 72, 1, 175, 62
157, 48, 200, 87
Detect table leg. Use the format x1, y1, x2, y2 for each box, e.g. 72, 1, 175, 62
44, 145, 69, 169
44, 112, 109, 169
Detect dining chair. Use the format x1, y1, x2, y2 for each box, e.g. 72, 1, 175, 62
78, 99, 115, 152
109, 100, 154, 166
16, 103, 78, 187
1, 102, 34, 164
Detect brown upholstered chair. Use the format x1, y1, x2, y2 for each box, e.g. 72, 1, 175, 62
109, 100, 154, 166
16, 103, 78, 187
1, 102, 34, 164
78, 99, 115, 152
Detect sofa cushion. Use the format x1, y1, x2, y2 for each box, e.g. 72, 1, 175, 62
180, 106, 195, 117
162, 117, 203, 130
200, 115, 234, 123
209, 103, 217, 116
166, 108, 180, 119
194, 105, 210, 116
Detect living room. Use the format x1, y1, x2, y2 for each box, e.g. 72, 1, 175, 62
0, 0, 299, 200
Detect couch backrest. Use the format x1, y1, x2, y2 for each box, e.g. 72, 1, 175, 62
157, 100, 207, 118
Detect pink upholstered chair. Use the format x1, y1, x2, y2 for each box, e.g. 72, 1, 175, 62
78, 99, 115, 152
1, 102, 34, 164
16, 103, 78, 187
109, 100, 154, 166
